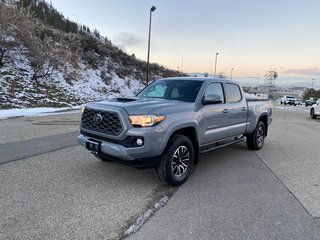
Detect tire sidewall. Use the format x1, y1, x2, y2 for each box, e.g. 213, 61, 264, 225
310, 108, 315, 119
254, 122, 265, 150
162, 135, 194, 186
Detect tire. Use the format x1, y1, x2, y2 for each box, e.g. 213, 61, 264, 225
246, 121, 266, 150
310, 108, 316, 119
157, 134, 194, 186
94, 154, 113, 162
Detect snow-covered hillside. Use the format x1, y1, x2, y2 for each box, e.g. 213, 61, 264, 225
0, 47, 145, 108
0, 0, 180, 109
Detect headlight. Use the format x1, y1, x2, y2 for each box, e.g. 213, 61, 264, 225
129, 115, 165, 127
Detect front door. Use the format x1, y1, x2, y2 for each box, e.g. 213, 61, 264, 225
199, 82, 230, 145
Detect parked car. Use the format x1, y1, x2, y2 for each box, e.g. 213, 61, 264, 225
280, 95, 296, 106
296, 99, 304, 105
310, 99, 320, 119
78, 77, 273, 186
305, 98, 319, 107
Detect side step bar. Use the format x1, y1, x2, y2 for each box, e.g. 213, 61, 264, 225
199, 136, 245, 155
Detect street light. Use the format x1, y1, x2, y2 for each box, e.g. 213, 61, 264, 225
146, 5, 156, 85
214, 52, 219, 78
177, 53, 183, 73
230, 68, 234, 80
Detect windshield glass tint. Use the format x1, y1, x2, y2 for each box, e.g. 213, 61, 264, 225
137, 80, 203, 102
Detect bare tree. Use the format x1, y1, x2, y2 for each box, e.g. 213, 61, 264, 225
0, 3, 20, 65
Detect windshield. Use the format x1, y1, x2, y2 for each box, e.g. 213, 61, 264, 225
137, 80, 203, 102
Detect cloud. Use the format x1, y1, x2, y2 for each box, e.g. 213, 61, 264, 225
283, 68, 320, 76
113, 32, 144, 50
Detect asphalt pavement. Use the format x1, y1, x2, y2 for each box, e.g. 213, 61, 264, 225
129, 143, 320, 240
0, 106, 320, 240
0, 131, 78, 164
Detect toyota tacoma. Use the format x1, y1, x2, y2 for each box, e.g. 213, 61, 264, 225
78, 77, 273, 186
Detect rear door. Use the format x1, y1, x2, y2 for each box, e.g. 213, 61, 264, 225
224, 83, 247, 136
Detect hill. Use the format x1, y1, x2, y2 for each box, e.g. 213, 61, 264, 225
0, 0, 181, 109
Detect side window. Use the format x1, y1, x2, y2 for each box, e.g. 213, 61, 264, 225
225, 83, 242, 103
204, 83, 224, 103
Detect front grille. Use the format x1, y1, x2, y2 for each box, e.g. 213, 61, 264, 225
81, 108, 123, 136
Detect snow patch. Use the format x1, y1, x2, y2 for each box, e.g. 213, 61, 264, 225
0, 107, 80, 119
274, 106, 310, 113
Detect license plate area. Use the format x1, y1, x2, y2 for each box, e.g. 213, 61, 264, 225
86, 139, 101, 154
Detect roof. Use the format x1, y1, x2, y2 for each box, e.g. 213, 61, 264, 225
159, 77, 238, 84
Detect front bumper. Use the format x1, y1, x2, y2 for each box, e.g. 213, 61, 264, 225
78, 124, 166, 162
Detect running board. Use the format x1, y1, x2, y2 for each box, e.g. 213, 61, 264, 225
199, 137, 245, 155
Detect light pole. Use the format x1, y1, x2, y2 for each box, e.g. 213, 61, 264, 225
214, 52, 219, 78
177, 53, 183, 73
312, 78, 314, 89
146, 5, 156, 85
230, 68, 234, 80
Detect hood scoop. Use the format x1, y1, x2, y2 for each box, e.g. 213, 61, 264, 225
108, 97, 139, 103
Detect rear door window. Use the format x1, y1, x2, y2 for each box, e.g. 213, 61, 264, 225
225, 83, 242, 103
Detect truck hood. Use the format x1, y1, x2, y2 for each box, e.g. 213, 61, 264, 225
87, 97, 192, 115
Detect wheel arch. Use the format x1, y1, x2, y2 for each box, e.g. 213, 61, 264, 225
165, 126, 199, 164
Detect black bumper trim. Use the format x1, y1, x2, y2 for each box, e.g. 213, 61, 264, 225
95, 153, 160, 169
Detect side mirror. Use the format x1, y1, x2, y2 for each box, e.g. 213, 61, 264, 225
202, 94, 223, 105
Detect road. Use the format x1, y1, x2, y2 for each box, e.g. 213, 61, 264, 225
0, 106, 320, 239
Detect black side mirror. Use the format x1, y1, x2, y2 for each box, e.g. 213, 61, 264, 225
202, 94, 223, 105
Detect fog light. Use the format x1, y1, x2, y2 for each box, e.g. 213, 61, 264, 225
136, 138, 143, 146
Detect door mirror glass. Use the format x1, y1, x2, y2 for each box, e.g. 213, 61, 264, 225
202, 94, 223, 104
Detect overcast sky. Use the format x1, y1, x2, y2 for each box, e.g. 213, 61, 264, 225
48, 0, 320, 81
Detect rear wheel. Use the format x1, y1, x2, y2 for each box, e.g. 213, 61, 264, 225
310, 108, 316, 119
157, 134, 194, 186
246, 121, 266, 150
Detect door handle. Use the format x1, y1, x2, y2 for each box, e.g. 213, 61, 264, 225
223, 109, 229, 113
241, 107, 246, 111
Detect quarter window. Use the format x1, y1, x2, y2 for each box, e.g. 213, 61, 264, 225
225, 83, 242, 103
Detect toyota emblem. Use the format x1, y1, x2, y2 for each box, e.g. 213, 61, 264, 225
93, 113, 103, 124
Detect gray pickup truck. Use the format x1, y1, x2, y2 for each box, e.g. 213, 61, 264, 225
78, 77, 272, 186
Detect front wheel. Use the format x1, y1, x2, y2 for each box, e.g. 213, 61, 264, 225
246, 121, 266, 150
157, 134, 194, 186
310, 108, 316, 119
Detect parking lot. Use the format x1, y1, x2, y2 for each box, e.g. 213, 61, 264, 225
0, 104, 320, 240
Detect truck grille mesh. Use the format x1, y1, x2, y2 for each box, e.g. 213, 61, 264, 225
81, 108, 123, 136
